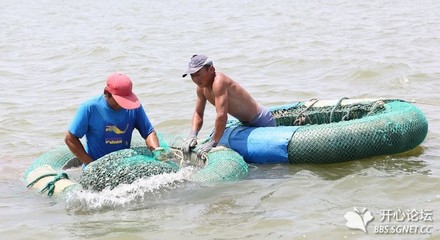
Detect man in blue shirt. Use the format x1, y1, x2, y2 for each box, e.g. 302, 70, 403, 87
64, 73, 165, 168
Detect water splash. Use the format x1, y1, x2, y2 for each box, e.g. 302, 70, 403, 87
65, 166, 195, 213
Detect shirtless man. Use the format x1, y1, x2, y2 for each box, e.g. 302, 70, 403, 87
182, 55, 276, 156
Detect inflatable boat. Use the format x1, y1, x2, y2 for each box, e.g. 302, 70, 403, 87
218, 98, 428, 164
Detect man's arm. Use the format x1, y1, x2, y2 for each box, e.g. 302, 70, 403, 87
146, 130, 171, 161
194, 78, 228, 157
182, 88, 207, 153
191, 87, 207, 135
211, 79, 228, 143
64, 131, 93, 165
145, 130, 160, 151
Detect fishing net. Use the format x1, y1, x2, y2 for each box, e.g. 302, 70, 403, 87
273, 99, 428, 163
161, 135, 249, 181
79, 134, 250, 191
25, 133, 249, 193
79, 134, 177, 191
79, 148, 180, 191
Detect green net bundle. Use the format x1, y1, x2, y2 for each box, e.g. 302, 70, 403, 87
79, 148, 180, 192
79, 135, 180, 191
25, 132, 250, 194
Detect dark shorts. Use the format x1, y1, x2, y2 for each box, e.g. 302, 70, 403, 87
245, 107, 276, 127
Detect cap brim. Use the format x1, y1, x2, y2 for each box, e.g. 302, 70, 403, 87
112, 93, 140, 110
182, 66, 204, 78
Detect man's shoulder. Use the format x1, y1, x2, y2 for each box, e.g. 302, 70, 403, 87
80, 95, 104, 109
215, 72, 228, 79
213, 72, 236, 88
216, 72, 237, 82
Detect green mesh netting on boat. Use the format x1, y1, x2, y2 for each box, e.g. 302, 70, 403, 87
190, 147, 249, 182
274, 99, 428, 163
24, 146, 79, 179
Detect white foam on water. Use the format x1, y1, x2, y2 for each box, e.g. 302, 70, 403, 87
65, 166, 196, 212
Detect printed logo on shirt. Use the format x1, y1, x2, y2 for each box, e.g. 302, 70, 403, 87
105, 124, 129, 134
105, 138, 123, 144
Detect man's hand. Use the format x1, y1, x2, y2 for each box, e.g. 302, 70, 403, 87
183, 131, 198, 153
196, 139, 217, 159
153, 147, 167, 161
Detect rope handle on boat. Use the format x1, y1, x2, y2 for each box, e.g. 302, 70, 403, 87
293, 98, 320, 125
27, 172, 69, 196
366, 100, 385, 116
330, 97, 349, 123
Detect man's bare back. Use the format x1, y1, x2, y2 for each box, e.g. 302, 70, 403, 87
200, 72, 260, 123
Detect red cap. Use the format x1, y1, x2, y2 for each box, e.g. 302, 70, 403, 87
106, 73, 140, 109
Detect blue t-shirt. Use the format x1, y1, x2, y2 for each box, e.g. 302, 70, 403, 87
68, 95, 154, 161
